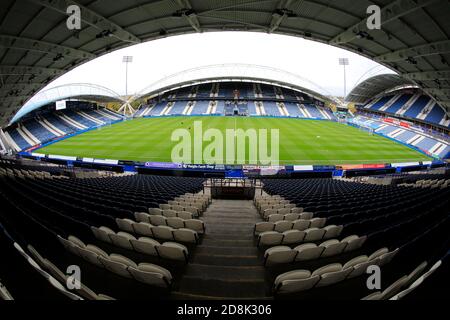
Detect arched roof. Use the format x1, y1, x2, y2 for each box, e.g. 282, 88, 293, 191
0, 0, 449, 127
346, 74, 417, 104
133, 64, 337, 104
10, 83, 124, 123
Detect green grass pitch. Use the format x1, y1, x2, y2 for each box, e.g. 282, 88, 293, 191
38, 116, 431, 165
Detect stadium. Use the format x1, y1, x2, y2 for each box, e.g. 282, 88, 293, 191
0, 0, 449, 306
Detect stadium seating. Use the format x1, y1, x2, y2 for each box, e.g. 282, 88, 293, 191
352, 115, 450, 159
133, 81, 334, 120
5, 107, 123, 151
361, 93, 449, 129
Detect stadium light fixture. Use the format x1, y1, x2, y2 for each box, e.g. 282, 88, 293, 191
339, 58, 350, 99
123, 56, 133, 97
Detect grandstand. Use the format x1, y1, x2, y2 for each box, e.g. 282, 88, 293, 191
0, 0, 449, 306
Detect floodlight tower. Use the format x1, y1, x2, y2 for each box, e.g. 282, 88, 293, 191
120, 56, 134, 116
339, 58, 350, 99
123, 56, 133, 96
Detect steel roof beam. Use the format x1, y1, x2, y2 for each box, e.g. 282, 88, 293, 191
375, 40, 450, 63
330, 0, 440, 45
28, 0, 141, 43
0, 35, 95, 59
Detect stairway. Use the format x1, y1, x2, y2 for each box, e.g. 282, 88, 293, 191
172, 200, 271, 299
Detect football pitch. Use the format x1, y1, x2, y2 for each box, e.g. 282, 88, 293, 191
37, 117, 431, 165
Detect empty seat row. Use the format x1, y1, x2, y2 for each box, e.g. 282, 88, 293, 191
264, 235, 367, 266
143, 208, 205, 229
119, 216, 205, 234
363, 261, 429, 300
265, 212, 314, 222
91, 226, 192, 261
13, 240, 83, 300
159, 204, 201, 217
168, 199, 208, 211
58, 235, 173, 288
257, 225, 343, 247
27, 245, 115, 300
0, 281, 13, 300
274, 247, 399, 295
390, 260, 442, 300
255, 217, 327, 236
259, 203, 296, 216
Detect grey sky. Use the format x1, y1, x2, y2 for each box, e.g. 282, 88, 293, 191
45, 32, 394, 97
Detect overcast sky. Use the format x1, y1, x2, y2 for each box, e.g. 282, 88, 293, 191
45, 32, 395, 97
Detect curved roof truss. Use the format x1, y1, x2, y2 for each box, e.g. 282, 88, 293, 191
0, 0, 449, 126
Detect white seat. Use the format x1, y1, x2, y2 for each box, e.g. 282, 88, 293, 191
406, 261, 428, 284
157, 242, 189, 262
274, 269, 310, 286
184, 206, 199, 216
264, 246, 297, 266
319, 240, 346, 258
347, 258, 379, 279
309, 217, 327, 228
91, 226, 115, 244
295, 243, 324, 261
312, 263, 342, 277
258, 231, 283, 247
282, 230, 305, 245
379, 276, 409, 300
58, 236, 82, 256
284, 213, 300, 221
322, 225, 343, 240
68, 235, 86, 249
42, 258, 67, 283
116, 218, 135, 233
129, 263, 172, 288
268, 214, 284, 222
368, 248, 389, 261
292, 219, 310, 231
262, 208, 277, 218
159, 204, 171, 210
151, 226, 175, 240
343, 255, 368, 270
132, 222, 154, 237
361, 291, 383, 300
109, 232, 136, 250
316, 268, 352, 287
299, 212, 314, 220
378, 248, 399, 266
130, 237, 160, 256
148, 208, 163, 215
290, 207, 303, 214
173, 228, 198, 244
185, 219, 205, 234
162, 209, 177, 218
166, 217, 185, 229
172, 205, 184, 212
275, 274, 319, 294
98, 254, 136, 278
254, 222, 274, 234
149, 215, 167, 226
177, 211, 194, 220
27, 245, 46, 266
303, 228, 326, 242
135, 212, 151, 223
274, 221, 293, 233
278, 208, 290, 215
342, 235, 367, 252
78, 245, 108, 268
